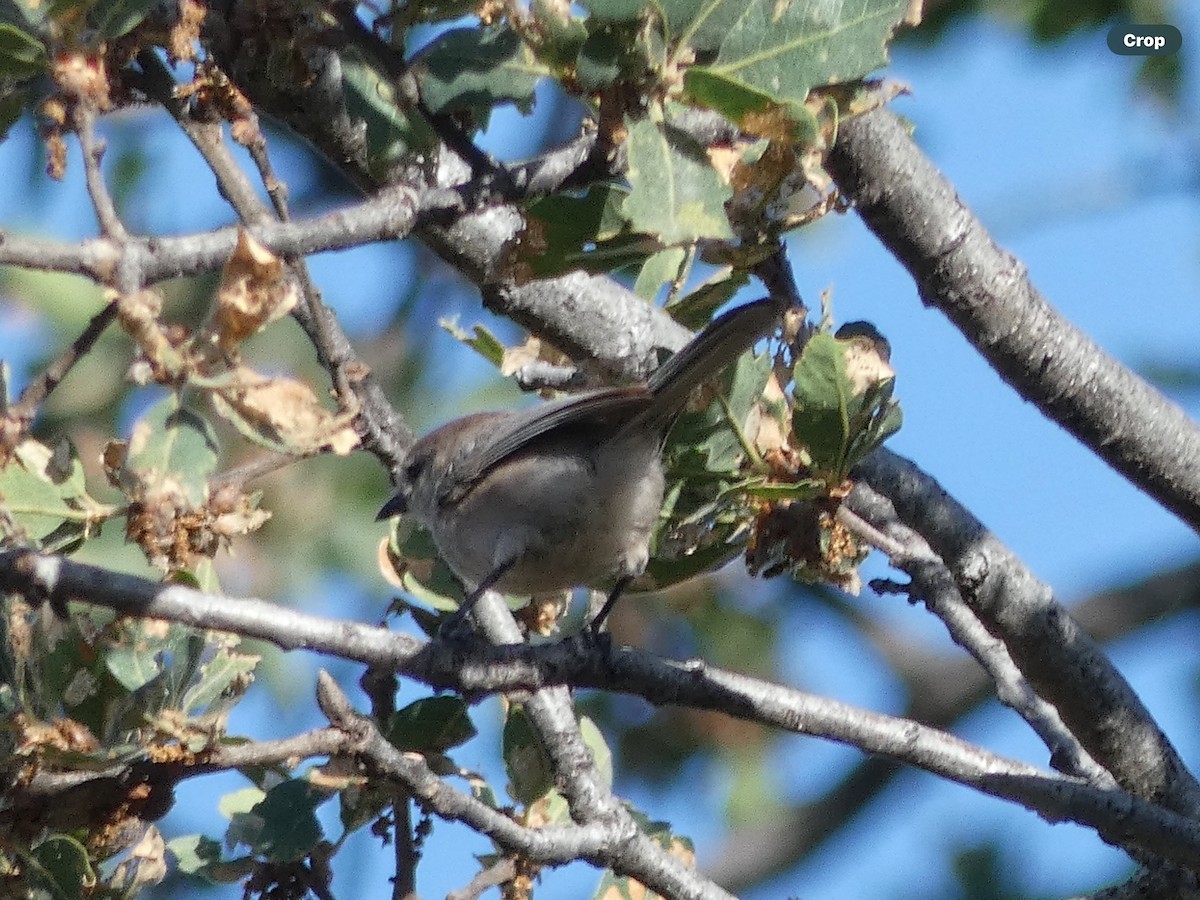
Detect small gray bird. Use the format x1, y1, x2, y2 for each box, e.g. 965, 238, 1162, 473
378, 298, 780, 633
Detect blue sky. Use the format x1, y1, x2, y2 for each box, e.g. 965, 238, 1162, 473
2, 5, 1200, 899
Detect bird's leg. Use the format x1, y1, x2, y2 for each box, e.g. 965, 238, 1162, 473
438, 558, 517, 637
587, 575, 632, 639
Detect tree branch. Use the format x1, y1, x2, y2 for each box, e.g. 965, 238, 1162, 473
837, 502, 1113, 786
74, 105, 127, 242
0, 185, 433, 286
5, 548, 1200, 875
205, 2, 700, 385
827, 105, 1200, 534
708, 559, 1200, 890
851, 448, 1200, 817
4, 299, 118, 434
469, 590, 733, 898
315, 671, 732, 899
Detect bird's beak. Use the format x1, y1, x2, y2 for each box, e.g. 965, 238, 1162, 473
376, 493, 407, 521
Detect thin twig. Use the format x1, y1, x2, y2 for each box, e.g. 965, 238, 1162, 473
137, 52, 414, 473
22, 727, 350, 796
834, 503, 908, 559
446, 857, 518, 900
1, 106, 135, 438
840, 495, 1115, 786
854, 447, 1200, 817
74, 106, 127, 241
7, 299, 119, 427
0, 189, 433, 284
316, 670, 734, 899
327, 1, 512, 193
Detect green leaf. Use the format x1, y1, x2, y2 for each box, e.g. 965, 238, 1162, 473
0, 0, 46, 31
389, 519, 466, 614
519, 185, 649, 278
167, 834, 224, 879
503, 706, 555, 805
792, 332, 854, 478
846, 378, 902, 465
104, 628, 205, 734
633, 247, 687, 301
104, 633, 163, 693
29, 834, 92, 900
0, 455, 73, 538
440, 318, 506, 367
416, 25, 545, 129
725, 346, 773, 428
683, 67, 822, 146
668, 348, 770, 475
683, 66, 775, 121
0, 439, 98, 543
705, 0, 911, 104
386, 696, 476, 753
639, 343, 771, 590
159, 631, 205, 711
19, 438, 89, 499
90, 0, 157, 38
741, 478, 826, 500
578, 0, 648, 22
0, 88, 21, 142
219, 786, 265, 819
127, 395, 219, 507
0, 23, 45, 77
179, 648, 259, 715
661, 0, 748, 54
528, 184, 629, 245
622, 117, 733, 244
0, 271, 107, 332
576, 25, 630, 91
245, 780, 325, 863
187, 557, 223, 594
341, 51, 438, 179
791, 332, 900, 481
665, 267, 750, 330
641, 528, 746, 590
531, 0, 588, 67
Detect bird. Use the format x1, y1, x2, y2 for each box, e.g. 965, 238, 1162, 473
378, 298, 780, 634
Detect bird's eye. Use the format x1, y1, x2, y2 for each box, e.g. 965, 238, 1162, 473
403, 457, 425, 483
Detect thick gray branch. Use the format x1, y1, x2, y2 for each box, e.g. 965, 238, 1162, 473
827, 105, 1200, 533
5, 548, 1200, 875
852, 448, 1200, 818
0, 183, 428, 286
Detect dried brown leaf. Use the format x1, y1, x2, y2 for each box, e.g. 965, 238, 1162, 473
841, 335, 894, 395
207, 230, 297, 354
111, 826, 168, 890
170, 0, 206, 63
499, 336, 570, 378
51, 50, 112, 110
217, 368, 359, 456
117, 289, 189, 383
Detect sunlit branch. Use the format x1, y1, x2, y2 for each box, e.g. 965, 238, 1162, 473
4, 547, 1200, 874
828, 105, 1200, 535
852, 448, 1200, 817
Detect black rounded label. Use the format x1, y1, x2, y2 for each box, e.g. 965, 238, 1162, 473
1107, 24, 1182, 56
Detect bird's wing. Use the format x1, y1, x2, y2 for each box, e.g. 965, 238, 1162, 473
455, 387, 654, 484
